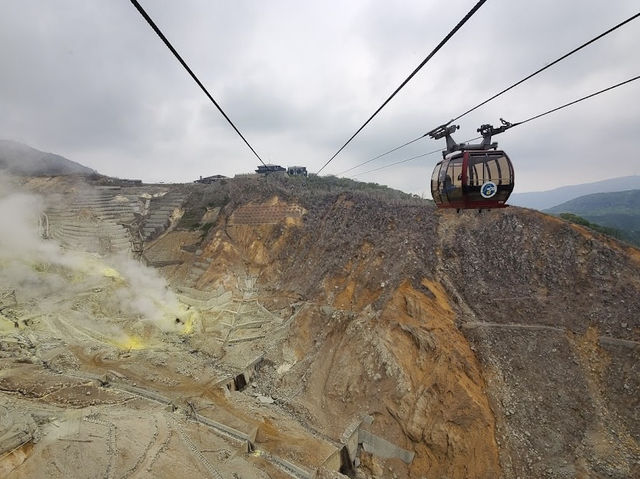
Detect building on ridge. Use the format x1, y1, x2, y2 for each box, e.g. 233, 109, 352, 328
287, 166, 307, 177
195, 175, 228, 184
255, 164, 286, 175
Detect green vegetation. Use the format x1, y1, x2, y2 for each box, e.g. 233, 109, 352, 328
547, 190, 640, 247
558, 213, 625, 240
178, 206, 207, 230
199, 222, 214, 235
307, 175, 429, 201
206, 192, 230, 208
178, 188, 228, 230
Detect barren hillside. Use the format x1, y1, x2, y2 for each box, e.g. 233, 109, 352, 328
1, 175, 638, 478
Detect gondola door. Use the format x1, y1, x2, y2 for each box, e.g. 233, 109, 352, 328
464, 151, 514, 207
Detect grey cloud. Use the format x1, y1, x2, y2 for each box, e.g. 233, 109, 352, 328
0, 0, 638, 190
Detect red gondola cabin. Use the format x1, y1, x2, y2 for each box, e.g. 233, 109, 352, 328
430, 150, 514, 209
428, 121, 515, 209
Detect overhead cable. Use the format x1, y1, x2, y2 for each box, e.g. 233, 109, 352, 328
356, 74, 640, 177
337, 136, 424, 176
316, 0, 488, 174
510, 74, 640, 128
345, 11, 640, 176
129, 0, 267, 166
451, 11, 640, 122
353, 148, 442, 177
353, 136, 482, 177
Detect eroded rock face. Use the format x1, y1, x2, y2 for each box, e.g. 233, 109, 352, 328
376, 280, 500, 478
177, 187, 639, 478
439, 211, 640, 478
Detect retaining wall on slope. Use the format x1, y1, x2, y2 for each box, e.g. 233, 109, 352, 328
229, 204, 305, 225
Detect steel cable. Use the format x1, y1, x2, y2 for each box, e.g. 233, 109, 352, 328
129, 0, 267, 166
317, 0, 488, 174
353, 136, 482, 177
343, 11, 640, 176
452, 11, 640, 122
356, 74, 640, 177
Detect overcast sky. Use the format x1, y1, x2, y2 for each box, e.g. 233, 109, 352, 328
1, 0, 639, 195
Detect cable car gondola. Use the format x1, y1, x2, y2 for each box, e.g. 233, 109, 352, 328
429, 121, 514, 210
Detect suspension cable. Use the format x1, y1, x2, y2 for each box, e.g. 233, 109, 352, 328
511, 74, 640, 128
356, 74, 640, 177
353, 136, 482, 177
452, 11, 640, 122
129, 0, 267, 166
353, 148, 442, 177
336, 135, 424, 176
316, 0, 488, 174
343, 11, 640, 176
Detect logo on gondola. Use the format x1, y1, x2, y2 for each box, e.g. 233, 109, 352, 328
480, 181, 497, 198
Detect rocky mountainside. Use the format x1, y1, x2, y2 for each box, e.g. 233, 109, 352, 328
1, 174, 639, 478
0, 140, 95, 176
175, 176, 639, 478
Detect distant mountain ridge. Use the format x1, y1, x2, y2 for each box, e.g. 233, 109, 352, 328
0, 139, 96, 176
544, 189, 640, 246
510, 176, 640, 210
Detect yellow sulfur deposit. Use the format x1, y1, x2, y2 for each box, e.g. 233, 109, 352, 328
180, 312, 196, 334
102, 266, 122, 280
66, 255, 124, 283
162, 302, 199, 334
112, 335, 146, 351
0, 316, 17, 333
